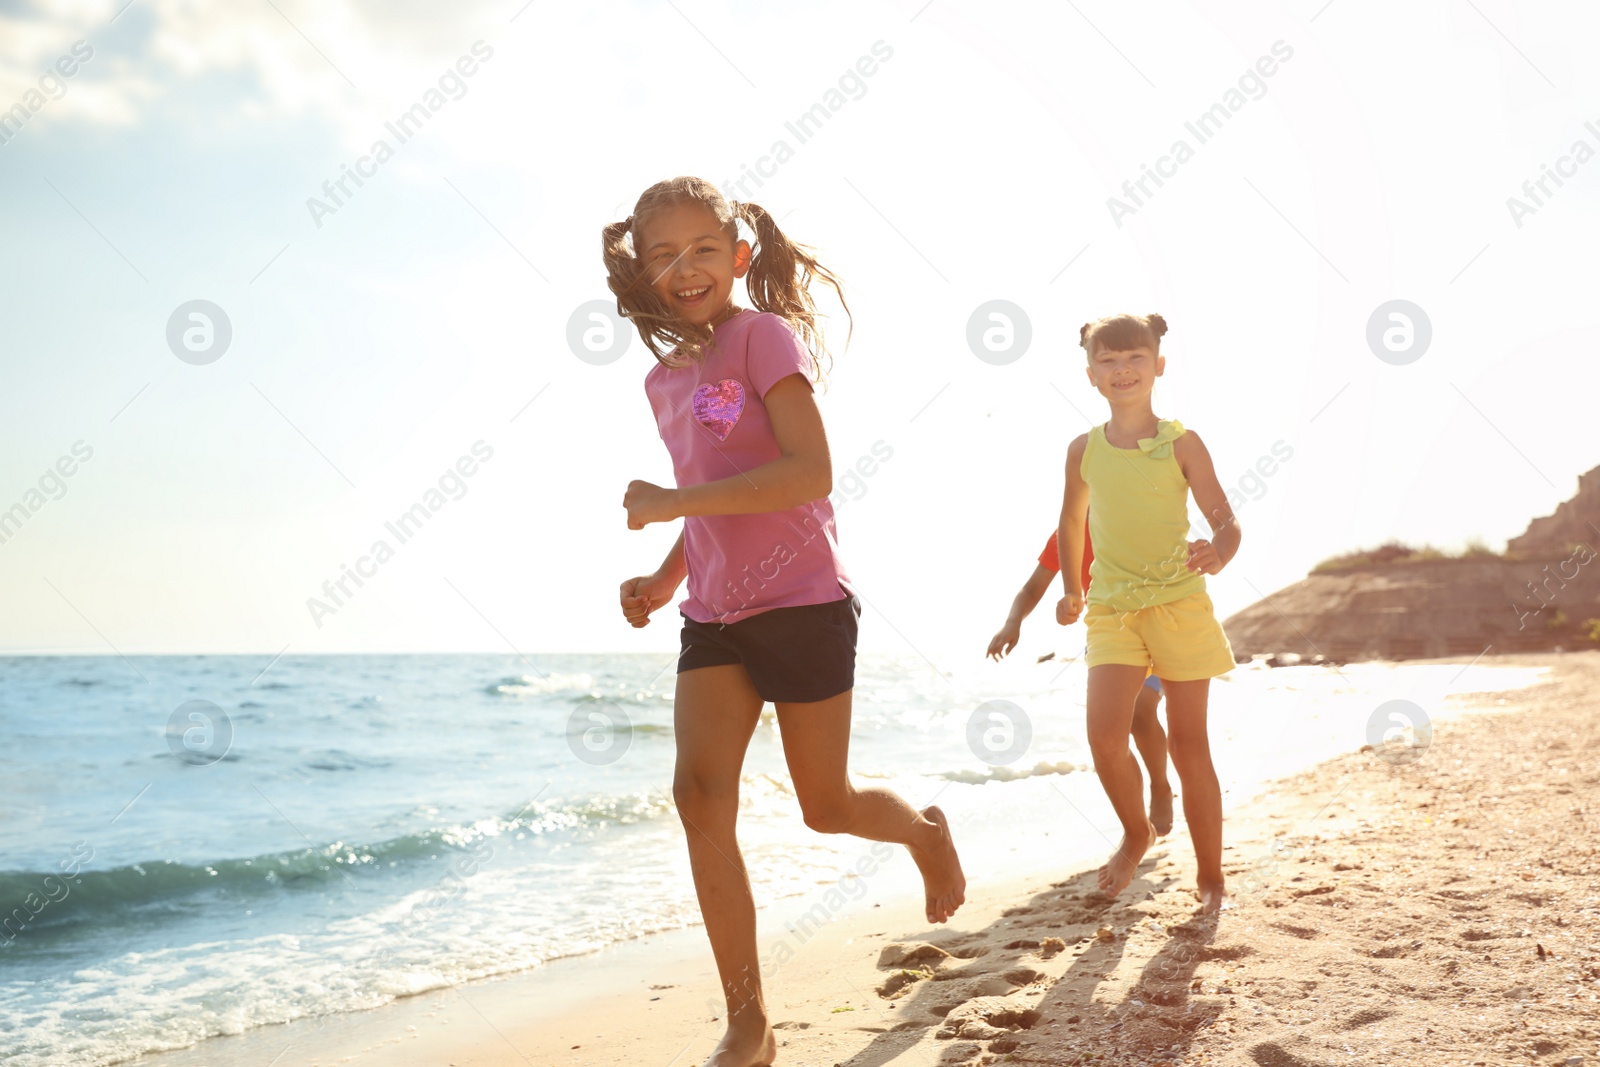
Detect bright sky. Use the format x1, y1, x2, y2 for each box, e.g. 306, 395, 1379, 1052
2, 0, 1596, 659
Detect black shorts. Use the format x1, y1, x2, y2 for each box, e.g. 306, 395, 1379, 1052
678, 592, 861, 703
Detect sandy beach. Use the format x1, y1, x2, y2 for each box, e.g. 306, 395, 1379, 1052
130, 650, 1597, 1067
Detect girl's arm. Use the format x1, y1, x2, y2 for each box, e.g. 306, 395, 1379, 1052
1056, 435, 1090, 598
988, 565, 1055, 660
1175, 430, 1241, 572
624, 375, 830, 527
619, 528, 687, 628
1009, 566, 1056, 624
654, 527, 689, 584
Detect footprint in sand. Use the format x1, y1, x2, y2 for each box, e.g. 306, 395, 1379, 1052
1200, 944, 1255, 962
935, 996, 1042, 1041
1288, 884, 1336, 900
1338, 1008, 1392, 1030
1370, 939, 1424, 958
1269, 922, 1320, 940
878, 941, 951, 968
877, 968, 936, 999
894, 938, 990, 962
1001, 967, 1045, 986
875, 939, 1044, 1032
1249, 1041, 1333, 1067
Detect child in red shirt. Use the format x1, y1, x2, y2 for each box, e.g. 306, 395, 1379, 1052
987, 521, 1175, 835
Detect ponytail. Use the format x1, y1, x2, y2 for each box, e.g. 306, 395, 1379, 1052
732, 199, 851, 383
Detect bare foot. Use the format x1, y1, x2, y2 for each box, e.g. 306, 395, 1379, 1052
703, 1011, 776, 1067
909, 806, 965, 923
1197, 881, 1233, 915
1097, 819, 1156, 898
1149, 784, 1174, 837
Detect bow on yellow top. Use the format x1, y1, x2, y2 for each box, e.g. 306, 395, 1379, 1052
1136, 419, 1186, 460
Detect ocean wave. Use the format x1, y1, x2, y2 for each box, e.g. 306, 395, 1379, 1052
936, 760, 1087, 784
487, 672, 595, 697
487, 673, 676, 712
0, 792, 680, 938
0, 840, 441, 935
303, 748, 395, 772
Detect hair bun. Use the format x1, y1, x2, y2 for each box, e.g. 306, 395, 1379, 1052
1078, 322, 1093, 347
1145, 313, 1168, 339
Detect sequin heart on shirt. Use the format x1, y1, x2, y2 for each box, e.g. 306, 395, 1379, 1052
692, 379, 744, 441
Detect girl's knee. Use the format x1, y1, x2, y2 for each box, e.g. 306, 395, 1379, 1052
800, 804, 852, 835
1166, 734, 1214, 773
673, 775, 737, 826
1086, 708, 1133, 744
1088, 730, 1134, 764
796, 787, 854, 834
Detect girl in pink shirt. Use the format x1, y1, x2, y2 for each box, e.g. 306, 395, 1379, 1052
603, 176, 965, 1067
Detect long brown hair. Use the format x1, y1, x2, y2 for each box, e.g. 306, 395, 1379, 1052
1079, 312, 1168, 359
601, 176, 851, 380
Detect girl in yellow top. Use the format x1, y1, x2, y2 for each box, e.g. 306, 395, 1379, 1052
1054, 312, 1240, 914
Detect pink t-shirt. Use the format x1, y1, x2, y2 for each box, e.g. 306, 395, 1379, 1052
645, 309, 853, 625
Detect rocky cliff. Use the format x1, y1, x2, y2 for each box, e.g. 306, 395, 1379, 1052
1221, 555, 1600, 661
1507, 465, 1600, 556
1223, 465, 1600, 662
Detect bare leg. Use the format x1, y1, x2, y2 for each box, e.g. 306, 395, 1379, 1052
775, 689, 965, 924
1086, 664, 1157, 898
1130, 685, 1174, 836
672, 665, 777, 1067
1162, 677, 1228, 913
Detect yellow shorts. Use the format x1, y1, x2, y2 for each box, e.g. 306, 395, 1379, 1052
1084, 590, 1237, 681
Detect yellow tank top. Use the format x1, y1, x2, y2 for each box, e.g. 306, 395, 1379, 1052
1081, 418, 1205, 611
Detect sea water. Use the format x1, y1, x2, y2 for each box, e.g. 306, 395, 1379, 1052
0, 651, 1545, 1066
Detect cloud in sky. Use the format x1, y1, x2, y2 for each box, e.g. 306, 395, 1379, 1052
0, 0, 527, 136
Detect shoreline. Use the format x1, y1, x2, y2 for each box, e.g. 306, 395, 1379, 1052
125, 651, 1586, 1067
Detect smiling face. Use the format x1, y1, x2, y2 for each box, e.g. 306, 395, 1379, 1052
1085, 337, 1164, 404
633, 200, 752, 328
